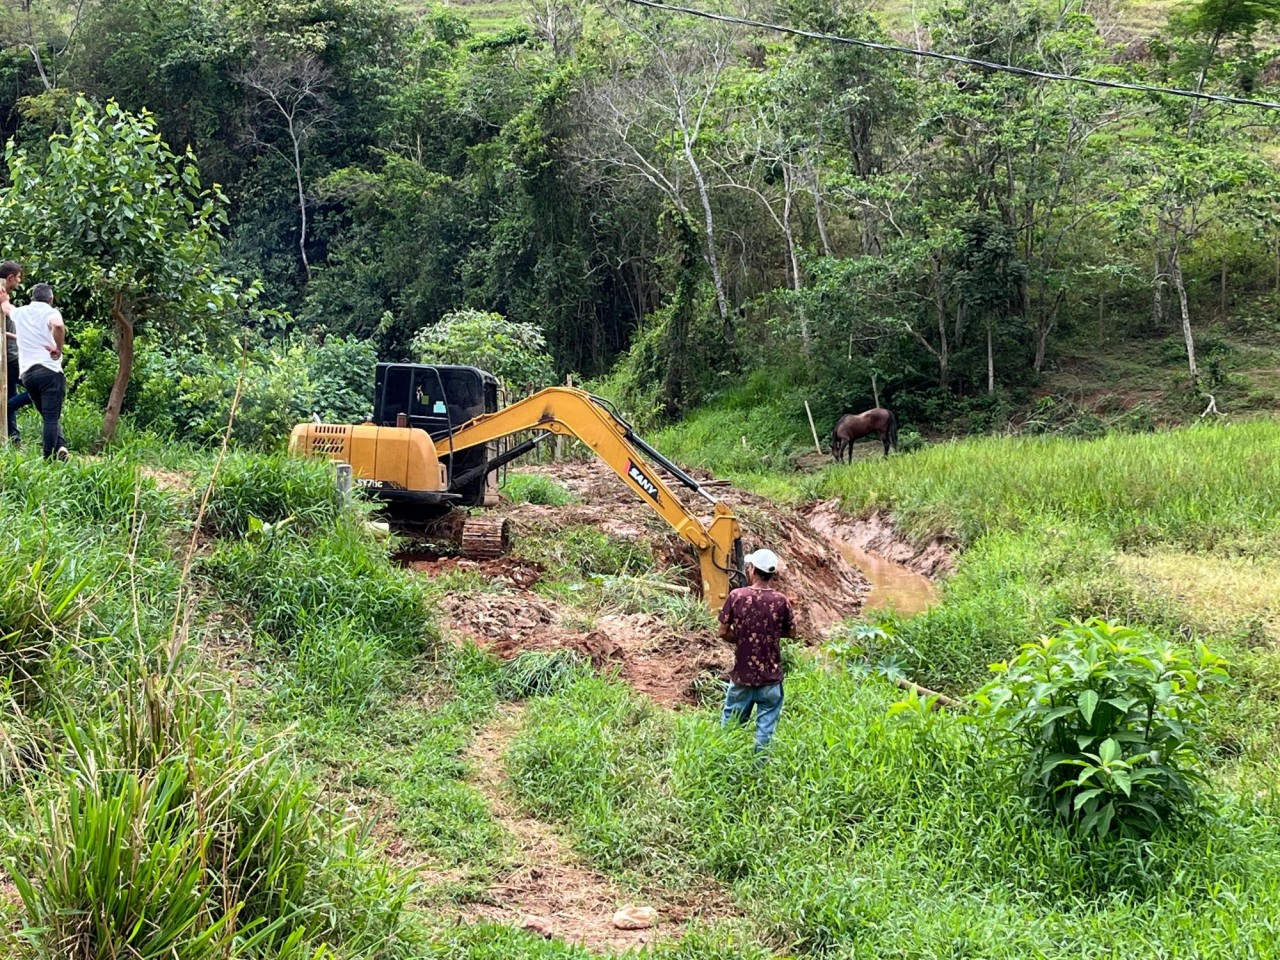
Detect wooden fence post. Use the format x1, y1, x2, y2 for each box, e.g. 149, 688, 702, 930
804, 401, 822, 456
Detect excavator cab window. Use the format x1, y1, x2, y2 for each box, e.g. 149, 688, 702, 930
374, 363, 498, 433
373, 363, 501, 506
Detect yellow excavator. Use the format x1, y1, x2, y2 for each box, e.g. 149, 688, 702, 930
289, 363, 744, 611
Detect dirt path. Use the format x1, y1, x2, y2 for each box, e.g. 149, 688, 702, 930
0, 865, 20, 928
452, 705, 741, 951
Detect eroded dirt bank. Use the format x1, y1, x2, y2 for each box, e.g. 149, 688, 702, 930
804, 502, 957, 579
402, 461, 952, 706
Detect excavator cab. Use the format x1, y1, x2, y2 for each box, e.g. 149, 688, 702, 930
373, 363, 501, 506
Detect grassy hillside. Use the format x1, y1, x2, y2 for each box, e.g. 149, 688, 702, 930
5, 410, 1280, 957
414, 0, 1179, 38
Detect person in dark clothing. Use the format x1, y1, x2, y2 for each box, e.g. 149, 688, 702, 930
718, 547, 794, 751
13, 282, 68, 460
0, 261, 31, 443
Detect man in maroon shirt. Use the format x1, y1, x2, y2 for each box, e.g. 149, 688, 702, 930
718, 547, 794, 751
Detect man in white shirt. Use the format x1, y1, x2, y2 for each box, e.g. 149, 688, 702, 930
13, 282, 68, 460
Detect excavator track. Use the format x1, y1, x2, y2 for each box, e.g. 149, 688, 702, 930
386, 509, 512, 560
459, 515, 512, 559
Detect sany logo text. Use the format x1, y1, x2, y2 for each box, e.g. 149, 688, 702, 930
626, 460, 660, 503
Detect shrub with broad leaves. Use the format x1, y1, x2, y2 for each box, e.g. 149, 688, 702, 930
974, 618, 1228, 839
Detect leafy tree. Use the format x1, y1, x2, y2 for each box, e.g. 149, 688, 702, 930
1121, 0, 1280, 383
68, 0, 248, 186
0, 97, 250, 443
410, 309, 555, 392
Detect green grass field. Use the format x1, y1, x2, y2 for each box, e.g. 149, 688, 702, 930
5, 401, 1280, 958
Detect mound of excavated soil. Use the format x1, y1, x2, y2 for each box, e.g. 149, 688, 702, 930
402, 460, 873, 706
401, 554, 730, 707
517, 461, 871, 637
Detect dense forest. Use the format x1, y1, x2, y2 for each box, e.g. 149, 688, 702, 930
2, 0, 1279, 444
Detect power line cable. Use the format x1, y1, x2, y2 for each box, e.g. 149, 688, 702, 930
623, 0, 1280, 110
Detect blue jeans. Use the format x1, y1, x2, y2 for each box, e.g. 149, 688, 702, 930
722, 681, 784, 751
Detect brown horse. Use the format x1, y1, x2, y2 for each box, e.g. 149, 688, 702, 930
831, 408, 899, 461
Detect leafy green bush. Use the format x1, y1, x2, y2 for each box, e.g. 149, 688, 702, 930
975, 619, 1228, 838
411, 309, 554, 392
127, 333, 378, 450
501, 472, 577, 506
203, 452, 344, 537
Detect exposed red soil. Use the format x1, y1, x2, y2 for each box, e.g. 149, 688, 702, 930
402, 460, 872, 706
523, 460, 871, 635
405, 556, 731, 708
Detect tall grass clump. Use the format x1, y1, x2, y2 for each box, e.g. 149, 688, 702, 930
204, 522, 433, 656
501, 472, 577, 506
201, 513, 435, 717
820, 419, 1280, 548
203, 452, 344, 537
519, 525, 652, 580
0, 454, 171, 530
6, 660, 416, 959
494, 649, 591, 700
0, 544, 93, 707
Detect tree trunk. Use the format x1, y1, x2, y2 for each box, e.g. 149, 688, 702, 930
782, 167, 808, 356
102, 293, 134, 446
1219, 259, 1227, 318
1033, 289, 1065, 375
1170, 252, 1197, 383
1152, 238, 1164, 332
808, 164, 832, 258
986, 319, 995, 394
1034, 321, 1050, 374
683, 138, 730, 344
289, 117, 311, 281
931, 259, 950, 390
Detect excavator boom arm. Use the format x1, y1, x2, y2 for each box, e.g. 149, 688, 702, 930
442, 388, 743, 610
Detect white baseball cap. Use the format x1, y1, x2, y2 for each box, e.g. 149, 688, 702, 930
744, 548, 779, 574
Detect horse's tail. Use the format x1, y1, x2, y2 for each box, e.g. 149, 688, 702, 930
888, 410, 899, 450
